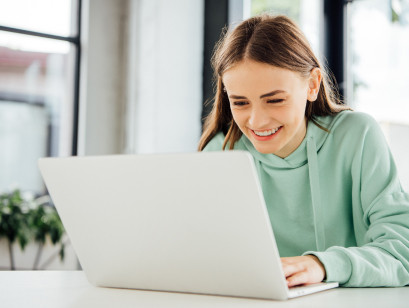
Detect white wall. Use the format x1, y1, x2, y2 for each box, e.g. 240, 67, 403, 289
78, 0, 204, 155
78, 0, 127, 156
124, 0, 204, 154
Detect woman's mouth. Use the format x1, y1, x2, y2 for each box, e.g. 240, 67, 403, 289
250, 126, 282, 140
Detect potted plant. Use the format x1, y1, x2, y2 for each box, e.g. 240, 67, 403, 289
0, 189, 65, 270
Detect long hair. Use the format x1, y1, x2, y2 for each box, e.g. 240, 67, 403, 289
198, 14, 350, 151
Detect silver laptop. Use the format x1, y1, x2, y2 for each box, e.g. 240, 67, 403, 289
38, 151, 338, 300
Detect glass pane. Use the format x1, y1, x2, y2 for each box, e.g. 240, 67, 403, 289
347, 0, 409, 190
0, 0, 74, 37
0, 31, 75, 194
248, 0, 323, 59
251, 0, 301, 20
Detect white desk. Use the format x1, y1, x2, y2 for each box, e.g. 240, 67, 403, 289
1, 271, 409, 308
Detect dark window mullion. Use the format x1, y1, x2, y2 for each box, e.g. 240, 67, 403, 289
71, 0, 81, 156
323, 0, 348, 100
0, 25, 79, 44
202, 0, 229, 127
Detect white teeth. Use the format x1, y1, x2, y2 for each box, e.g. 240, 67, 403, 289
254, 127, 279, 136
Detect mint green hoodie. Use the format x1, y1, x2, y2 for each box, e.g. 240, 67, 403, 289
203, 111, 409, 287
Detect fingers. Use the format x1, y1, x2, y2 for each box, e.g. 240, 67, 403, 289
281, 257, 309, 287
281, 256, 326, 287
281, 258, 304, 278
286, 271, 309, 287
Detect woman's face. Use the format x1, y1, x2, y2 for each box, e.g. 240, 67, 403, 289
222, 59, 320, 157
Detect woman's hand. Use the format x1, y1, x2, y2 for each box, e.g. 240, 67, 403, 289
281, 255, 326, 287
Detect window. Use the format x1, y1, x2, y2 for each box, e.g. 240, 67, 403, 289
247, 0, 323, 59
346, 0, 409, 190
0, 0, 80, 194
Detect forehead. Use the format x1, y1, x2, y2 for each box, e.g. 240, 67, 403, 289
222, 59, 305, 93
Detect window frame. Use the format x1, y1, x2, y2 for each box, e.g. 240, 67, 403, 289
0, 0, 82, 156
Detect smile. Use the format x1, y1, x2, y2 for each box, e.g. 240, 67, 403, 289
252, 127, 281, 137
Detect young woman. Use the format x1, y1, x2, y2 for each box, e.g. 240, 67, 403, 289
199, 14, 409, 288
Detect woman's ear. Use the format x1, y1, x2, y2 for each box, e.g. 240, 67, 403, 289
307, 68, 322, 102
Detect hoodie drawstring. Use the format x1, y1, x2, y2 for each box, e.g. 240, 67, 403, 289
307, 136, 326, 251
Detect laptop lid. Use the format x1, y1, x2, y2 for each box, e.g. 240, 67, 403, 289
38, 151, 335, 300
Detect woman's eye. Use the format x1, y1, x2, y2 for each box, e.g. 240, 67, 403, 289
233, 101, 248, 106
267, 99, 284, 104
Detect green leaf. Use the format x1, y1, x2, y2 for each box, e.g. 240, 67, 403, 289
0, 189, 66, 263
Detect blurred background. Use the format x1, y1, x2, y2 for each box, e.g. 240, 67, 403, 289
0, 0, 408, 270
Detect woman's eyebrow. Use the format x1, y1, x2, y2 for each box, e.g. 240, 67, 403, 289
260, 90, 286, 98
228, 90, 286, 100
228, 94, 247, 99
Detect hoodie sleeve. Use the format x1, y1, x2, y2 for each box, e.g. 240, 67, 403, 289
305, 113, 409, 287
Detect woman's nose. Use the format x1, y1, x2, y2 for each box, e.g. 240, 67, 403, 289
248, 107, 269, 128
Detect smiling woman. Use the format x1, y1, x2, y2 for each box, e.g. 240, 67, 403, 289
199, 14, 348, 152
199, 14, 409, 289
223, 61, 322, 157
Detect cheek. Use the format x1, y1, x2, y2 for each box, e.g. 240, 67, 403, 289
231, 110, 245, 127
291, 96, 308, 119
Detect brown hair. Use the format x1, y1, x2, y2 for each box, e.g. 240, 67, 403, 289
198, 14, 350, 151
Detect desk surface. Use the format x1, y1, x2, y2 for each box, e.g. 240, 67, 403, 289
1, 270, 409, 308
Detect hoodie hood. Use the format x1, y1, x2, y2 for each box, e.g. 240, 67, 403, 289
239, 115, 337, 252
